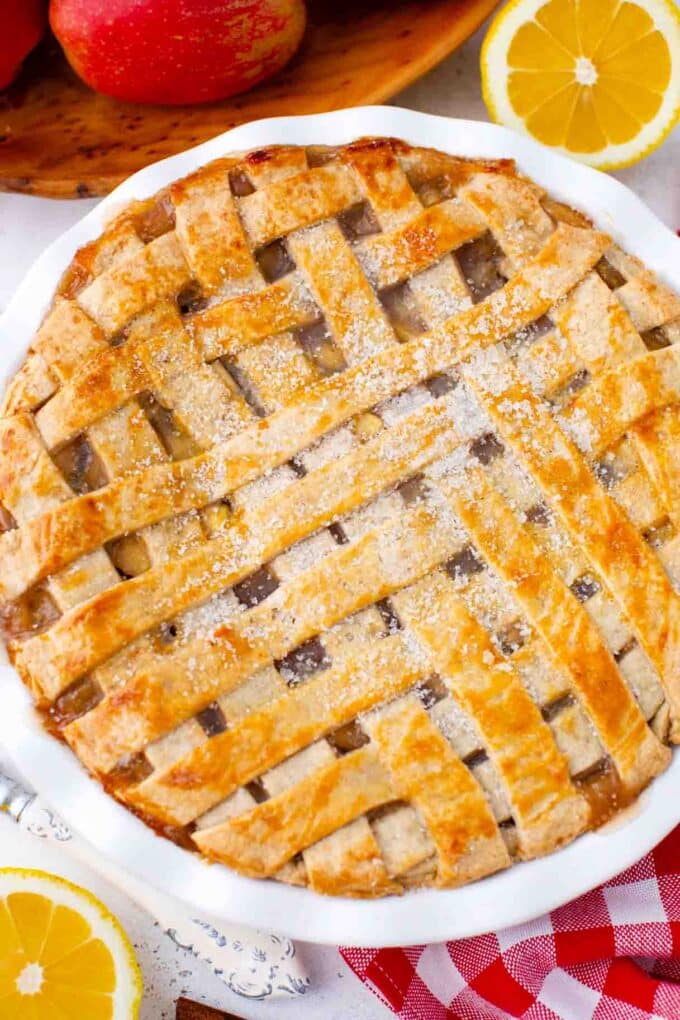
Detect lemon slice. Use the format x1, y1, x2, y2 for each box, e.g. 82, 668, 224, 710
0, 869, 142, 1019
482, 0, 680, 168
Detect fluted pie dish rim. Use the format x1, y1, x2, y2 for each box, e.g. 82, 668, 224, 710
0, 106, 678, 945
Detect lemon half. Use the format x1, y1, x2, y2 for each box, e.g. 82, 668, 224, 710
0, 868, 142, 1019
482, 0, 680, 168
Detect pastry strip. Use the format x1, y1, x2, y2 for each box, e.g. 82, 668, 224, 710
552, 271, 646, 372
171, 163, 261, 296
459, 171, 553, 263
345, 140, 422, 227
355, 200, 485, 288
616, 270, 680, 333
630, 407, 680, 529
238, 163, 363, 247
560, 345, 680, 456
287, 221, 395, 364
77, 232, 191, 336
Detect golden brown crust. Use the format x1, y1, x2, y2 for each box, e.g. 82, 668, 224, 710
1, 137, 679, 897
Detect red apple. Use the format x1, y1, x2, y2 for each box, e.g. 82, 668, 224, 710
0, 0, 47, 90
49, 0, 306, 105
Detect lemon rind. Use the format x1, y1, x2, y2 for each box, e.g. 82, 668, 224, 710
0, 868, 142, 1019
481, 0, 680, 170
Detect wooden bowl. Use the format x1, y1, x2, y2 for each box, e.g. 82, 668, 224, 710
0, 0, 500, 198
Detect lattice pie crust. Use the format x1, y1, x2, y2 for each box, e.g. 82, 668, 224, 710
1, 138, 679, 897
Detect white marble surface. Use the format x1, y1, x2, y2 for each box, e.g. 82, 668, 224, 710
0, 17, 678, 1020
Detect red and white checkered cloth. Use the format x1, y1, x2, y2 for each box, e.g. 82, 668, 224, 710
341, 825, 680, 1020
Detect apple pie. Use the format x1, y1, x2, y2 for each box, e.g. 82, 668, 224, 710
1, 138, 679, 897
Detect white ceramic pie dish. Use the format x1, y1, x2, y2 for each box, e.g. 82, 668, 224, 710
1, 106, 679, 948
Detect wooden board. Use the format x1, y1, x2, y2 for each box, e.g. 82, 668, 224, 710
0, 0, 500, 198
